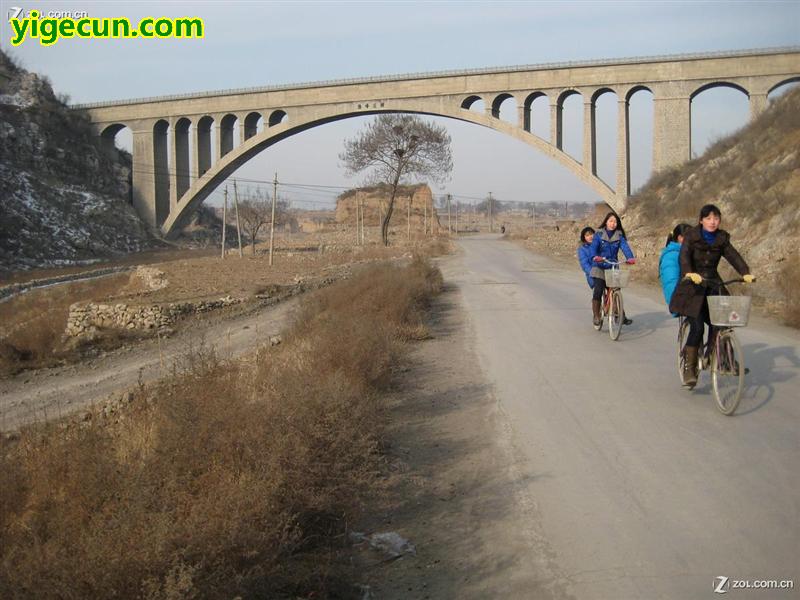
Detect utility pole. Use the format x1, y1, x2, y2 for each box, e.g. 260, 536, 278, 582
447, 194, 452, 234
233, 179, 243, 257
424, 196, 428, 236
455, 201, 459, 234
360, 197, 365, 245
221, 186, 227, 259
269, 173, 278, 265
407, 194, 411, 241
489, 192, 494, 233
355, 196, 361, 245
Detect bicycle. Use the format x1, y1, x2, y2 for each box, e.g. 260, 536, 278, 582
676, 277, 753, 415
592, 259, 631, 341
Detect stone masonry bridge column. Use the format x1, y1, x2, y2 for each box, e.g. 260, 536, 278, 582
749, 93, 769, 120
130, 119, 158, 228
652, 84, 691, 172
616, 98, 630, 199
551, 100, 561, 148
583, 99, 596, 174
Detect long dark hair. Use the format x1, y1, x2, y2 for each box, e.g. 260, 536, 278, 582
665, 222, 692, 247
598, 211, 626, 238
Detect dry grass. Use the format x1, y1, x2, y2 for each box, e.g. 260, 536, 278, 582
778, 257, 800, 328
0, 258, 443, 599
0, 273, 133, 376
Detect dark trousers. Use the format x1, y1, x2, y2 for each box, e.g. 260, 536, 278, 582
592, 277, 606, 302
686, 295, 716, 350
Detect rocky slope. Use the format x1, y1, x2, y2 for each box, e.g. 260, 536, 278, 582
0, 50, 154, 276
623, 86, 800, 319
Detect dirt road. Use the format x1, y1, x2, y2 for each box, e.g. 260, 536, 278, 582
426, 234, 799, 599
0, 299, 298, 431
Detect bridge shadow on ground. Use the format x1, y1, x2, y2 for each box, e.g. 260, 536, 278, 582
355, 288, 567, 599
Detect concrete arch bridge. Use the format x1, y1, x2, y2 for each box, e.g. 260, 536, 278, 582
75, 47, 800, 237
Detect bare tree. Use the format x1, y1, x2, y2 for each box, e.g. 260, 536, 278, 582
237, 189, 290, 255
340, 114, 453, 246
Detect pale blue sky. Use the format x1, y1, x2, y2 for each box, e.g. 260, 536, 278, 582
2, 1, 799, 209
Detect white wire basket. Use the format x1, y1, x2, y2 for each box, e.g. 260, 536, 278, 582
708, 295, 751, 327
605, 268, 630, 288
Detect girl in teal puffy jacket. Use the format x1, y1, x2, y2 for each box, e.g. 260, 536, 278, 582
659, 223, 691, 315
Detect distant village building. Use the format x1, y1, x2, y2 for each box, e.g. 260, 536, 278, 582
335, 183, 440, 230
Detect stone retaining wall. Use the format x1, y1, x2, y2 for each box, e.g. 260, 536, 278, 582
65, 296, 241, 338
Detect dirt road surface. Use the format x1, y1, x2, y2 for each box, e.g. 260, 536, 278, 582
3, 237, 798, 599
419, 234, 798, 599
0, 300, 298, 431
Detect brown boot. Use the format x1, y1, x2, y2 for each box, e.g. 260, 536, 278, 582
592, 300, 602, 328
683, 345, 699, 388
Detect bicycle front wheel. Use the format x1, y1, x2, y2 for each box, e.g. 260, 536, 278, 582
608, 290, 623, 341
677, 318, 690, 385
711, 330, 744, 415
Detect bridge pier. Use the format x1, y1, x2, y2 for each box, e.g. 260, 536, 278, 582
616, 99, 630, 199
652, 91, 691, 171
583, 100, 596, 174
749, 93, 769, 120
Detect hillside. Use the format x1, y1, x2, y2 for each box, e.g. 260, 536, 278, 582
0, 51, 154, 276
624, 86, 800, 321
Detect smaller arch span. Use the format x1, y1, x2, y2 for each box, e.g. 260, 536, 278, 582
268, 110, 287, 127
461, 95, 483, 110
768, 77, 800, 96
690, 81, 750, 101
491, 93, 515, 118
244, 112, 262, 139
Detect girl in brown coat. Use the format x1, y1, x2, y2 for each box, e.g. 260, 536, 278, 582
669, 204, 754, 387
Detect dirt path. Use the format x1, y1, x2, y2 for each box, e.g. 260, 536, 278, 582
356, 274, 567, 599
0, 298, 299, 432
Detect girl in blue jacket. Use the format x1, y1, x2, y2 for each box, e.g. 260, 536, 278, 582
577, 226, 596, 288
589, 212, 635, 327
659, 223, 691, 315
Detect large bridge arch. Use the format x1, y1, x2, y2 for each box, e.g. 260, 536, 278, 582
159, 101, 618, 236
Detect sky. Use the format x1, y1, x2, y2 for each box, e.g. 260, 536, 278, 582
2, 0, 799, 210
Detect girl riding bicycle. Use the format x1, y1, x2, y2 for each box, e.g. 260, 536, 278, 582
659, 222, 692, 315
578, 226, 596, 289
589, 212, 635, 327
669, 204, 754, 387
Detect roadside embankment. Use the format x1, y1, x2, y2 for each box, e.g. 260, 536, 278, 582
0, 256, 443, 598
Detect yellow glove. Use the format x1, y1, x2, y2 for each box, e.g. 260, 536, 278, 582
743, 274, 756, 283
686, 273, 702, 285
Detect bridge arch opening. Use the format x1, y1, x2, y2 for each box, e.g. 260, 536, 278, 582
161, 105, 620, 236
268, 110, 288, 127
591, 88, 618, 188
99, 123, 133, 204
197, 116, 214, 176
491, 93, 517, 125
244, 112, 264, 140
523, 92, 550, 140
557, 89, 583, 162
768, 78, 800, 100
220, 113, 239, 157
690, 83, 749, 158
174, 118, 193, 200
461, 95, 485, 114
627, 87, 654, 192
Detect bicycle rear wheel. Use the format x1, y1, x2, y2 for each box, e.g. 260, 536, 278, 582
608, 290, 623, 341
677, 318, 690, 385
711, 330, 744, 415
